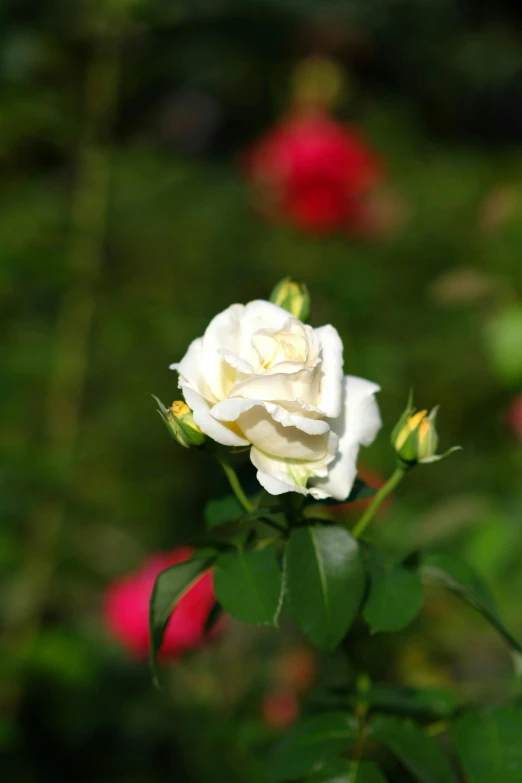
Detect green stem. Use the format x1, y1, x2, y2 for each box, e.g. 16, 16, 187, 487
352, 467, 406, 539
349, 673, 371, 781
216, 454, 254, 513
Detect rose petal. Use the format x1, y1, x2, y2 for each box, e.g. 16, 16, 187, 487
310, 375, 381, 500
315, 324, 344, 418
181, 382, 249, 447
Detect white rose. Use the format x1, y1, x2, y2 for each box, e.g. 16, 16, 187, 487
171, 300, 382, 500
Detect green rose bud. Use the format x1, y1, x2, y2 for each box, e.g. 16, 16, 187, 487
154, 396, 205, 448
392, 393, 460, 467
270, 277, 311, 322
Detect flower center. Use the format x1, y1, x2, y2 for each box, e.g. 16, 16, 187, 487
253, 330, 308, 370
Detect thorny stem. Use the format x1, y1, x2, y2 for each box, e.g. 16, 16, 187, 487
352, 467, 406, 539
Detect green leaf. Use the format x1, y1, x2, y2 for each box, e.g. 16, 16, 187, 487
205, 494, 244, 528
307, 759, 388, 782
149, 552, 215, 674
268, 712, 356, 781
305, 478, 377, 509
325, 684, 459, 722
285, 526, 363, 648
363, 561, 423, 634
285, 525, 365, 650
364, 685, 458, 721
370, 716, 456, 783
204, 493, 282, 529
213, 549, 283, 626
420, 554, 522, 654
453, 707, 522, 783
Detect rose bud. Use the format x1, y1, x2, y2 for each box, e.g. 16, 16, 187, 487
154, 397, 205, 448
261, 690, 299, 730
392, 394, 460, 467
270, 277, 311, 322
103, 547, 220, 661
243, 110, 383, 235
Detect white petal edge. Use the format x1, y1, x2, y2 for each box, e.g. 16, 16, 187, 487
315, 324, 344, 418
250, 448, 309, 496
310, 375, 382, 501
181, 382, 249, 447
210, 397, 330, 436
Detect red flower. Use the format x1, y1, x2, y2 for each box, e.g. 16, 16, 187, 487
507, 394, 522, 440
244, 111, 383, 234
103, 547, 219, 661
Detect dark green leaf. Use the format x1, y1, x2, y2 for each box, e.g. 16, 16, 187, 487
268, 712, 356, 781
285, 525, 365, 650
364, 685, 458, 721
204, 494, 244, 528
370, 716, 456, 783
363, 562, 423, 633
149, 552, 215, 674
323, 683, 459, 722
204, 493, 282, 529
420, 554, 522, 654
305, 478, 377, 509
453, 707, 522, 783
307, 759, 387, 782
213, 549, 283, 625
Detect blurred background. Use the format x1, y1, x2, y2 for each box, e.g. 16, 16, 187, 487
2, 0, 522, 780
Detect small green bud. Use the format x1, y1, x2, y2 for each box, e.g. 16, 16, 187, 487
154, 396, 205, 448
392, 392, 459, 467
270, 277, 311, 322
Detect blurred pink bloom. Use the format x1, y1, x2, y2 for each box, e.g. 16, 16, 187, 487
104, 547, 219, 661
261, 689, 300, 730
243, 110, 383, 235
507, 394, 522, 440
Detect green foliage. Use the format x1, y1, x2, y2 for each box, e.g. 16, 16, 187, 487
306, 759, 387, 782
149, 551, 216, 670
204, 493, 252, 528
213, 549, 284, 625
268, 713, 357, 781
452, 707, 522, 783
420, 553, 522, 654
285, 525, 365, 650
370, 716, 457, 783
363, 557, 424, 633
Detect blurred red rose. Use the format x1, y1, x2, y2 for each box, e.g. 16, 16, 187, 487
507, 394, 522, 440
104, 547, 219, 661
261, 690, 299, 730
243, 111, 383, 234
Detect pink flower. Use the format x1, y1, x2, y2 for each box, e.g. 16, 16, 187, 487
507, 394, 522, 440
104, 547, 219, 661
243, 110, 383, 234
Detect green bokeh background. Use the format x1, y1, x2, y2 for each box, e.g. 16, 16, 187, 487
2, 1, 522, 780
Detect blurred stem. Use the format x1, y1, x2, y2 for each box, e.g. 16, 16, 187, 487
352, 467, 406, 539
349, 673, 371, 779
216, 454, 254, 513
2, 22, 121, 707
